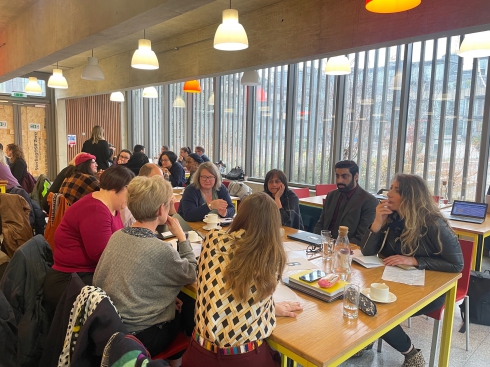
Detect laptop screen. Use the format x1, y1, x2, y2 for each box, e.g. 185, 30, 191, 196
450, 200, 487, 219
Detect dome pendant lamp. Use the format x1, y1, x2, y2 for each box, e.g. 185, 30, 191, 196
365, 0, 421, 13
48, 63, 68, 89
458, 31, 490, 58
241, 70, 260, 86
82, 50, 105, 80
24, 77, 42, 94
214, 1, 248, 51
110, 92, 125, 102
173, 96, 186, 108
324, 56, 351, 75
131, 30, 159, 70
142, 87, 158, 98
183, 80, 201, 93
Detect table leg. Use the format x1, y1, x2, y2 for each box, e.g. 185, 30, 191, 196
438, 280, 457, 367
475, 235, 483, 271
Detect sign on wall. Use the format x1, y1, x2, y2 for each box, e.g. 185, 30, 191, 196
67, 134, 76, 147
0, 121, 7, 129
29, 123, 41, 131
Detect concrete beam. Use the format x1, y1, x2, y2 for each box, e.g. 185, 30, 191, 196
0, 0, 213, 82
58, 0, 490, 99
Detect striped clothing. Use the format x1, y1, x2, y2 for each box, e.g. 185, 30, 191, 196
59, 173, 99, 205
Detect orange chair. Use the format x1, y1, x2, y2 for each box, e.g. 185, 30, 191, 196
315, 184, 337, 196
153, 332, 189, 360
291, 187, 310, 199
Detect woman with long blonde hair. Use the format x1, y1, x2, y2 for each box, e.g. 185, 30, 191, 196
81, 125, 115, 170
361, 174, 463, 367
182, 192, 302, 367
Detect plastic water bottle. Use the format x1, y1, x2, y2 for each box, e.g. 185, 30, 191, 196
333, 226, 351, 281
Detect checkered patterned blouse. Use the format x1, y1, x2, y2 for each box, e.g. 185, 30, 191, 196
59, 173, 99, 205
195, 229, 276, 347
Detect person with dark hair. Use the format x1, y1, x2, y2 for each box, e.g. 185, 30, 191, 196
161, 145, 169, 154
81, 125, 115, 170
43, 165, 135, 319
313, 160, 378, 244
184, 153, 203, 186
361, 174, 463, 367
158, 150, 186, 187
134, 144, 145, 154
123, 152, 149, 175
177, 146, 192, 167
5, 143, 27, 183
194, 146, 210, 162
264, 169, 303, 229
58, 153, 100, 205
116, 149, 132, 165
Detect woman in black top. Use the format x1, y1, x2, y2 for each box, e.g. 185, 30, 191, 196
81, 126, 114, 170
6, 144, 27, 183
158, 150, 186, 187
264, 169, 303, 229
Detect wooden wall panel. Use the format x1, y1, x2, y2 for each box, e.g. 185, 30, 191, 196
20, 106, 48, 176
0, 104, 14, 150
65, 94, 121, 163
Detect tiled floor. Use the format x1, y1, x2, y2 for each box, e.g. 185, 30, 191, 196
338, 256, 490, 367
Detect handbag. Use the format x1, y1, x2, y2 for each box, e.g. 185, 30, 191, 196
225, 166, 245, 181
21, 171, 37, 194
459, 270, 490, 327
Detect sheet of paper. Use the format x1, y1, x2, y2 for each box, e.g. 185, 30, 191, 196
283, 241, 308, 251
166, 238, 201, 258
381, 266, 425, 286
351, 249, 385, 268
285, 258, 319, 274
273, 282, 305, 306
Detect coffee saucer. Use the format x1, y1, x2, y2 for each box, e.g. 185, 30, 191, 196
202, 225, 222, 231
361, 288, 397, 303
203, 218, 220, 224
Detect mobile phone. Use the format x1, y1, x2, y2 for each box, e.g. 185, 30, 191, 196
299, 270, 326, 283
220, 218, 233, 227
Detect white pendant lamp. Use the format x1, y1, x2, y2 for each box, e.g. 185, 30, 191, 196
48, 64, 68, 89
458, 31, 490, 58
173, 95, 186, 108
110, 92, 125, 102
208, 93, 215, 106
142, 87, 158, 98
214, 5, 248, 51
82, 50, 105, 80
241, 70, 260, 86
24, 77, 42, 94
131, 30, 159, 70
325, 56, 351, 75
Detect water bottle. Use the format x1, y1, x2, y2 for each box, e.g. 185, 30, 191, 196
333, 226, 351, 281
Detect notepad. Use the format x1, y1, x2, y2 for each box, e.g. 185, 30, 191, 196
351, 249, 385, 268
289, 270, 348, 297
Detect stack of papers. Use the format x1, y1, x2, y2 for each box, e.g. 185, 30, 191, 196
351, 249, 384, 268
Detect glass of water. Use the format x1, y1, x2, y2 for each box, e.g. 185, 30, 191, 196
343, 284, 360, 319
321, 230, 333, 261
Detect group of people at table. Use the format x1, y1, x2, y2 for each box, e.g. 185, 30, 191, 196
1, 125, 464, 367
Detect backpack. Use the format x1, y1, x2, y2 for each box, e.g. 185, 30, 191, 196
225, 166, 245, 181
21, 171, 37, 194
227, 181, 252, 200
459, 270, 490, 328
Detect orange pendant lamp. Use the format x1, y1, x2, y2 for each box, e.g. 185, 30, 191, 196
365, 0, 421, 13
183, 80, 201, 93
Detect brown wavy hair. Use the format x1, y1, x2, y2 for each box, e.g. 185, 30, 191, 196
225, 192, 286, 303
6, 144, 25, 163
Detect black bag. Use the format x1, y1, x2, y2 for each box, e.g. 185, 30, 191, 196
459, 270, 490, 327
226, 166, 245, 181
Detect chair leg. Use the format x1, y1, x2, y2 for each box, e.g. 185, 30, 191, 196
377, 338, 383, 352
407, 317, 411, 328
465, 295, 470, 351
428, 319, 441, 367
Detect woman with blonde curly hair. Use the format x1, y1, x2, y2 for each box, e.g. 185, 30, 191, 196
361, 174, 463, 367
81, 125, 115, 170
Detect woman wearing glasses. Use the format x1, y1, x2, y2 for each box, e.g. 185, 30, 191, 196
158, 150, 186, 187
178, 162, 235, 221
58, 153, 100, 205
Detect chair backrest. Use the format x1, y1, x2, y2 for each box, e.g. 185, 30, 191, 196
458, 239, 474, 296
291, 187, 310, 199
315, 184, 337, 196
222, 180, 230, 188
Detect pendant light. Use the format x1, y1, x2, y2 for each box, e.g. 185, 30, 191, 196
208, 93, 215, 106
365, 0, 421, 13
48, 63, 68, 89
183, 80, 201, 93
458, 31, 490, 58
131, 30, 159, 70
81, 50, 105, 80
142, 87, 158, 98
214, 1, 248, 51
24, 77, 42, 94
110, 92, 125, 102
324, 56, 351, 75
173, 96, 186, 108
389, 72, 402, 90
241, 70, 260, 86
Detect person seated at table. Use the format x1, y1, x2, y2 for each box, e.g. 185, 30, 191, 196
194, 145, 210, 162
184, 153, 203, 186
159, 150, 186, 187
43, 165, 134, 320
313, 160, 378, 244
0, 149, 19, 189
5, 143, 27, 184
178, 162, 235, 222
182, 192, 302, 367
116, 149, 132, 165
122, 151, 149, 175
264, 169, 303, 229
360, 174, 463, 367
94, 176, 196, 365
177, 146, 192, 168
58, 153, 100, 205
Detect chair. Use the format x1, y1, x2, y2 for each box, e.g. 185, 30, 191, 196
291, 187, 310, 199
174, 201, 180, 212
222, 180, 230, 188
315, 184, 337, 196
425, 239, 473, 367
153, 331, 189, 360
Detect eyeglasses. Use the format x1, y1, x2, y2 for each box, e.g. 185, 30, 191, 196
119, 155, 130, 160
161, 158, 170, 163
90, 160, 97, 164
305, 244, 321, 254
200, 175, 215, 181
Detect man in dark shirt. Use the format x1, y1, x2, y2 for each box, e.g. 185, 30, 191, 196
194, 146, 210, 162
313, 160, 378, 244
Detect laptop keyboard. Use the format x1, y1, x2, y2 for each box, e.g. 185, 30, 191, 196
448, 215, 484, 224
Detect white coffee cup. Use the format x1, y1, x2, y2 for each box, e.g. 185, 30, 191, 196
187, 231, 199, 242
370, 283, 389, 302
204, 214, 219, 223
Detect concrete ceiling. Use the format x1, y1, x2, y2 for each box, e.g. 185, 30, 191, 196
0, 0, 38, 32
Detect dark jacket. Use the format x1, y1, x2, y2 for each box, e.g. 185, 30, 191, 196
0, 290, 18, 367
313, 186, 378, 244
82, 139, 113, 170
10, 158, 27, 184
0, 235, 53, 367
168, 162, 186, 187
178, 183, 235, 221
266, 189, 303, 230
43, 166, 70, 212
122, 152, 149, 176
360, 215, 464, 273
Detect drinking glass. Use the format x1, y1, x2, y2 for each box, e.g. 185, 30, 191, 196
343, 284, 360, 319
321, 230, 333, 261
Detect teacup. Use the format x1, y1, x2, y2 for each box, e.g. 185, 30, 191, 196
370, 283, 389, 302
187, 231, 199, 242
204, 214, 219, 223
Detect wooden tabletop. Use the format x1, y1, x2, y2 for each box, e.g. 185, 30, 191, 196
299, 195, 326, 208
440, 208, 490, 236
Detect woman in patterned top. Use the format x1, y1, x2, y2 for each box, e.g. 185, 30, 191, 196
59, 153, 100, 204
182, 192, 302, 367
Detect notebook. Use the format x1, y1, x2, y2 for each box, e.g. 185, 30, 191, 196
287, 230, 323, 247
285, 270, 347, 302
447, 200, 487, 224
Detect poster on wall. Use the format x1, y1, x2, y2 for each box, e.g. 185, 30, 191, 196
67, 135, 76, 147
0, 121, 7, 129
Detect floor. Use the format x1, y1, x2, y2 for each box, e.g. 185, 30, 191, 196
338, 256, 490, 367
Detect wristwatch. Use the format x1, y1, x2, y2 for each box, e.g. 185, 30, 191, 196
208, 203, 212, 210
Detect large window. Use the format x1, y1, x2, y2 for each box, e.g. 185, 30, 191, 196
169, 82, 187, 151
193, 78, 214, 159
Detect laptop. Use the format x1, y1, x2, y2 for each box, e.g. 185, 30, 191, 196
447, 200, 487, 224
157, 214, 196, 240
287, 230, 323, 247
